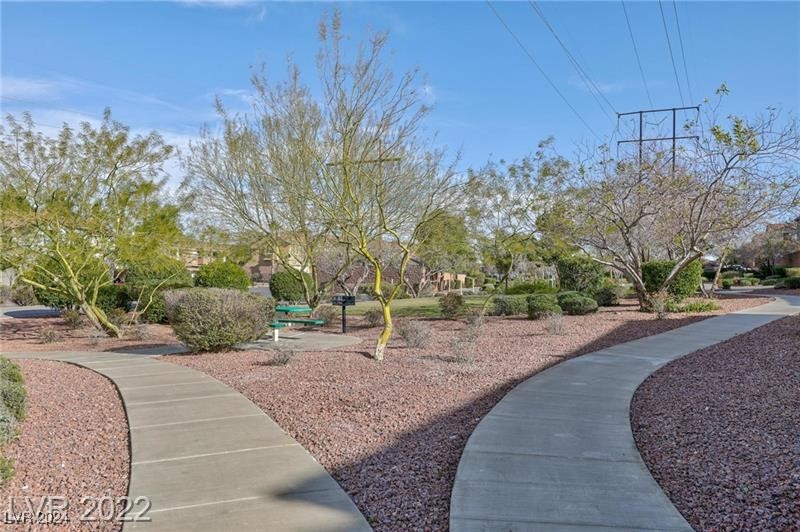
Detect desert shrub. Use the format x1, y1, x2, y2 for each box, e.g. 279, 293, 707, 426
491, 295, 528, 316
0, 402, 18, 448
38, 327, 61, 344
505, 279, 551, 295
195, 260, 250, 290
784, 277, 800, 289
722, 279, 733, 289
96, 284, 129, 314
526, 293, 562, 320
126, 260, 194, 324
464, 308, 486, 327
546, 313, 565, 335
642, 259, 702, 300
10, 284, 36, 306
557, 292, 598, 315
0, 286, 11, 304
312, 304, 338, 324
62, 308, 83, 329
556, 255, 605, 294
0, 359, 23, 385
269, 270, 312, 302
165, 288, 275, 351
446, 314, 483, 363
125, 324, 151, 341
593, 282, 625, 306
395, 320, 432, 348
666, 299, 721, 313
759, 278, 782, 286
439, 293, 466, 318
362, 309, 384, 327
649, 292, 670, 319
0, 366, 26, 421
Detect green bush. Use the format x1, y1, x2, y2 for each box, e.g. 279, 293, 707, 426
784, 277, 800, 289
195, 260, 250, 290
96, 284, 129, 314
642, 259, 702, 300
165, 288, 275, 351
126, 260, 194, 324
505, 279, 552, 295
722, 279, 733, 289
439, 292, 466, 318
760, 277, 784, 286
558, 292, 598, 315
491, 295, 528, 316
526, 294, 561, 320
10, 284, 37, 306
593, 282, 625, 306
702, 269, 717, 281
720, 270, 740, 279
556, 255, 605, 294
270, 270, 312, 302
0, 359, 23, 385
666, 299, 721, 313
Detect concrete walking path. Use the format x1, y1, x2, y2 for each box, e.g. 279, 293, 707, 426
2, 350, 370, 532
450, 295, 800, 531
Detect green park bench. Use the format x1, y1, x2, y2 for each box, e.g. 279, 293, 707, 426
277, 318, 325, 327
269, 321, 288, 341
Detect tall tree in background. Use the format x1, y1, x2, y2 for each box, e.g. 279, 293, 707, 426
0, 111, 182, 336
545, 89, 800, 306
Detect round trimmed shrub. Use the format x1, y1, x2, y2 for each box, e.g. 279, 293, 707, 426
526, 293, 561, 320
165, 288, 275, 351
642, 259, 702, 300
784, 276, 800, 289
593, 283, 625, 306
556, 255, 605, 294
439, 292, 466, 318
558, 292, 598, 315
96, 284, 129, 315
195, 260, 250, 290
492, 294, 528, 316
269, 270, 312, 302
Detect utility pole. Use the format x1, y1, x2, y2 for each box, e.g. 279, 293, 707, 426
617, 105, 699, 175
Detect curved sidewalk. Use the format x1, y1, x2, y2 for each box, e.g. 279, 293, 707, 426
3, 350, 371, 532
450, 295, 800, 531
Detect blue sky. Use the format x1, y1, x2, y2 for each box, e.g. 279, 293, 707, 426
2, 1, 798, 180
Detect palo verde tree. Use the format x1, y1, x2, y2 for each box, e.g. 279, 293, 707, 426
0, 111, 183, 336
547, 88, 800, 307
183, 64, 341, 309
310, 13, 460, 360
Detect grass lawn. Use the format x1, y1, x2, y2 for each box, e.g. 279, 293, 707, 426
347, 294, 490, 317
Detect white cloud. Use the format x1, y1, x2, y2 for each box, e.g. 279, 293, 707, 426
0, 76, 79, 101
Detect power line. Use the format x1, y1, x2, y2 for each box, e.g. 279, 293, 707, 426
658, 0, 685, 106
527, 0, 617, 121
486, 0, 601, 140
620, 0, 654, 107
672, 0, 694, 104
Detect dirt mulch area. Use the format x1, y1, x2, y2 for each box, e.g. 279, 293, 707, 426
0, 313, 176, 353
163, 296, 768, 531
0, 360, 129, 530
631, 314, 800, 531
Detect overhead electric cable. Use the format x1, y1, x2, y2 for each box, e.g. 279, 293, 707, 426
672, 0, 694, 104
658, 0, 686, 106
621, 0, 654, 107
486, 0, 601, 140
527, 0, 617, 121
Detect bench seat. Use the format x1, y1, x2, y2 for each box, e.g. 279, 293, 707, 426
277, 318, 325, 326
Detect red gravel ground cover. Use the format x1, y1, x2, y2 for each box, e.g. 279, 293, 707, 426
631, 314, 800, 531
164, 296, 767, 531
0, 315, 176, 353
0, 360, 129, 531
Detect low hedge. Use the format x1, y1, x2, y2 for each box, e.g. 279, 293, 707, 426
195, 260, 250, 290
593, 283, 625, 306
491, 295, 528, 316
526, 294, 561, 320
558, 292, 598, 315
505, 279, 552, 295
784, 277, 800, 289
165, 288, 275, 351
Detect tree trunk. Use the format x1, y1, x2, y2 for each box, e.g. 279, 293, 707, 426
374, 301, 392, 361
81, 301, 122, 338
